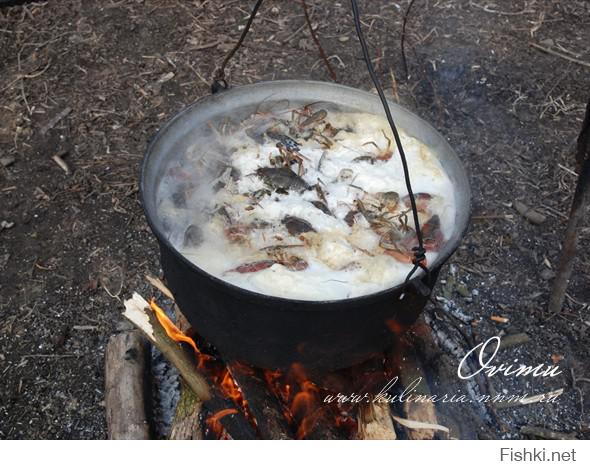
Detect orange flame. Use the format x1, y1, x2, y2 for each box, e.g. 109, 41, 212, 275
150, 298, 201, 354
149, 299, 255, 434
149, 299, 362, 439
206, 408, 238, 437
220, 370, 247, 408
264, 369, 291, 404
283, 364, 325, 439
292, 380, 321, 439
291, 381, 319, 418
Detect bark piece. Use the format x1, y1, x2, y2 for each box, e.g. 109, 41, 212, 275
513, 201, 546, 225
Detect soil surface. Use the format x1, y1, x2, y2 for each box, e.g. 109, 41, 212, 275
1, 0, 589, 439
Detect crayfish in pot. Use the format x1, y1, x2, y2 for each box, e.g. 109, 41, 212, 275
379, 214, 444, 264
288, 103, 335, 148
228, 246, 308, 274
266, 130, 311, 176
353, 129, 394, 164
256, 167, 311, 192
354, 191, 401, 232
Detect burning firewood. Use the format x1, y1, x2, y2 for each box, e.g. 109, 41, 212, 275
121, 288, 451, 440
123, 292, 211, 402
124, 293, 255, 439
105, 330, 150, 439
168, 305, 203, 440
170, 386, 203, 440
227, 363, 293, 439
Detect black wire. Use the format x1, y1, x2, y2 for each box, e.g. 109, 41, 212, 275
350, 0, 428, 284
213, 0, 265, 89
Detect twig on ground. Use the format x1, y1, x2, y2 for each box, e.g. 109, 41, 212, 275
389, 69, 399, 102
570, 368, 586, 418
530, 42, 590, 69
51, 150, 70, 175
40, 107, 72, 135
301, 0, 337, 81
401, 0, 416, 81
470, 2, 534, 16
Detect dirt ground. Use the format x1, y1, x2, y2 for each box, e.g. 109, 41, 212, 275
1, 0, 589, 439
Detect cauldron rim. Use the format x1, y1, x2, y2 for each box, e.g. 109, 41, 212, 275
140, 80, 471, 307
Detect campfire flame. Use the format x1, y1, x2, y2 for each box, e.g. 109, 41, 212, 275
150, 298, 406, 439
150, 299, 255, 436
206, 408, 238, 438
149, 298, 201, 355
288, 364, 322, 438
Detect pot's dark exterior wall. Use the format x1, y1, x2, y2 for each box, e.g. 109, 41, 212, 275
141, 81, 470, 372
160, 243, 439, 372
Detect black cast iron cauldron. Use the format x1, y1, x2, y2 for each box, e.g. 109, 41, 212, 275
141, 80, 471, 372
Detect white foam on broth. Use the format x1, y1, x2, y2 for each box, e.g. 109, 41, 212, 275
155, 103, 456, 301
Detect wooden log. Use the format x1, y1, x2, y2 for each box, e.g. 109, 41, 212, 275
169, 306, 203, 440
105, 331, 150, 439
357, 401, 396, 439
498, 333, 531, 351
170, 383, 203, 440
123, 292, 211, 402
201, 393, 258, 439
124, 293, 256, 439
130, 290, 292, 440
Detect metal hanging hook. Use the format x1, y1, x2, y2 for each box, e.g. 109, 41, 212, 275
211, 0, 265, 94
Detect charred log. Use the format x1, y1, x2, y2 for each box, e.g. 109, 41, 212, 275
227, 363, 293, 439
